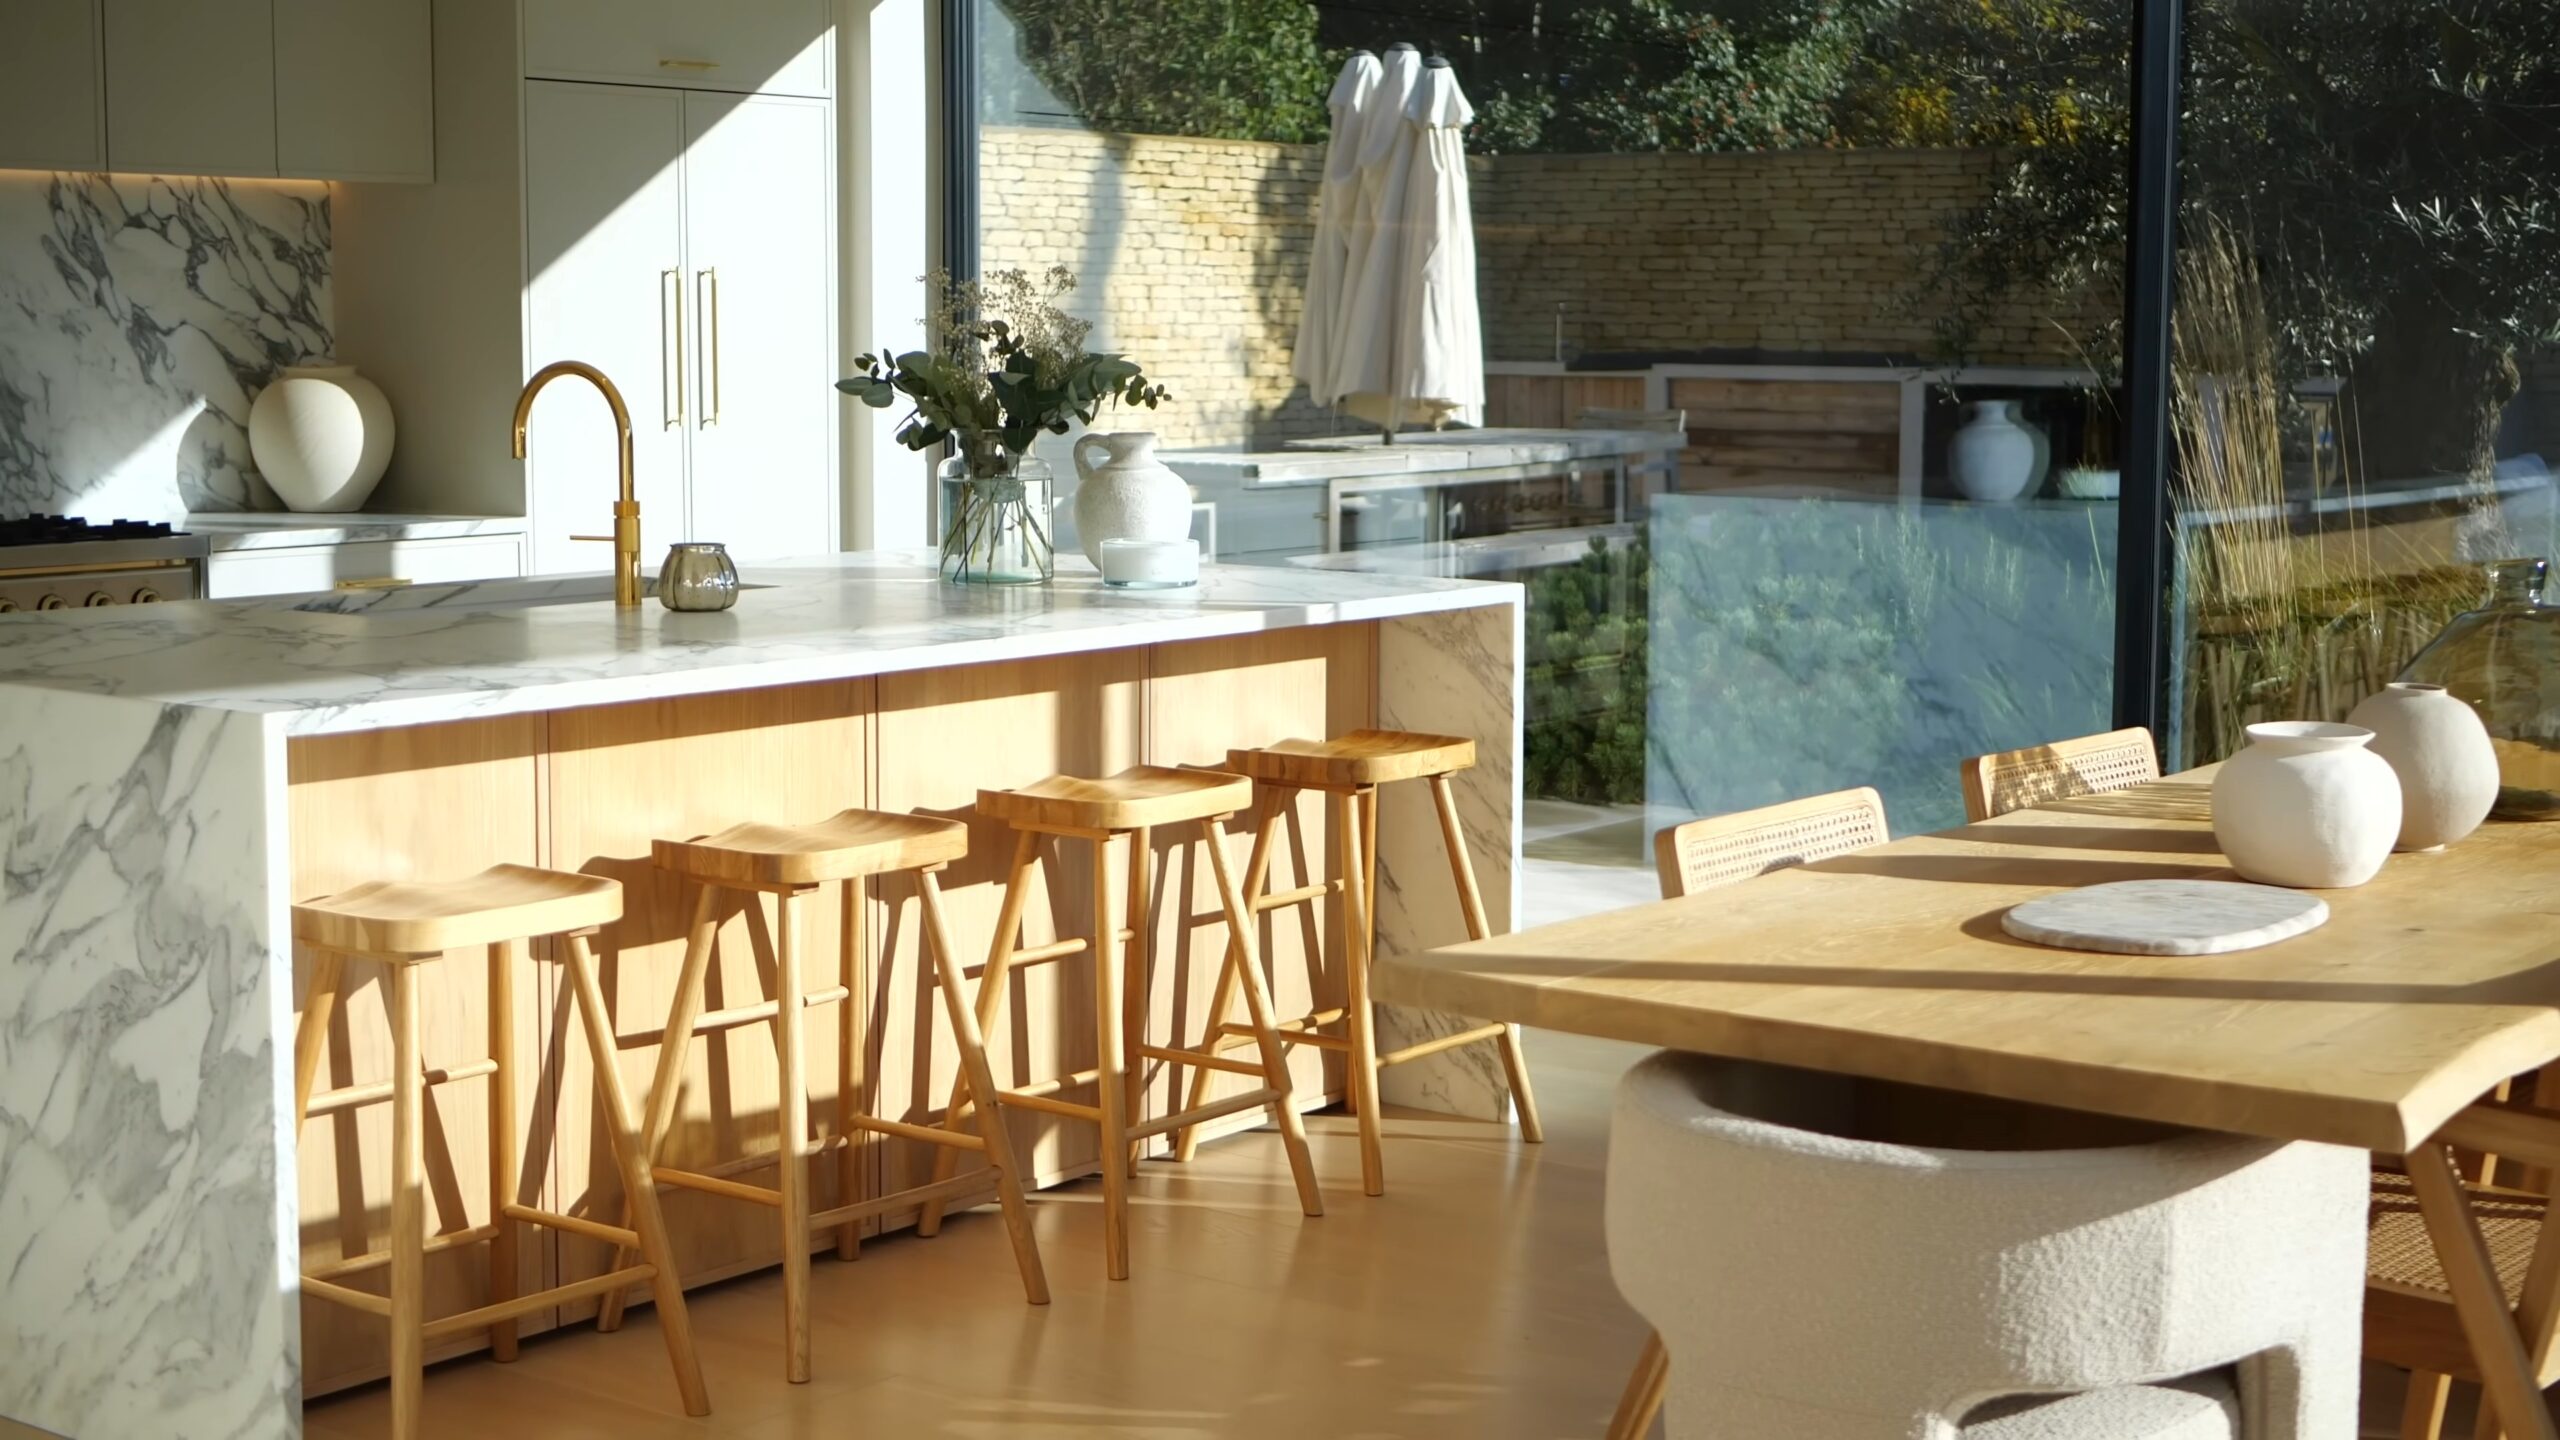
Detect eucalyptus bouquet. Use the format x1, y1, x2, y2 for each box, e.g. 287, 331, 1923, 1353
838, 267, 1167, 582
839, 266, 1167, 471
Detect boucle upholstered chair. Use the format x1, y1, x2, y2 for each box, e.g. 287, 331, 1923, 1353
1606, 1051, 2366, 1439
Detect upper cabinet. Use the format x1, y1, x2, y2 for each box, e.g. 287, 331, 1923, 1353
0, 0, 105, 171
10, 0, 432, 181
105, 0, 277, 176
274, 0, 436, 180
523, 0, 831, 97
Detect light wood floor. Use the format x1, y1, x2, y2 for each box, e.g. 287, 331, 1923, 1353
0, 1030, 2502, 1439
300, 1030, 1656, 1440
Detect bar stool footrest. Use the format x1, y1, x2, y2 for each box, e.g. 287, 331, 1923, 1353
1129, 1087, 1281, 1142
421, 1265, 658, 1342
1378, 1021, 1510, 1069
1138, 1042, 1263, 1077
302, 1276, 394, 1317
304, 1222, 501, 1282
503, 1202, 638, 1250
682, 984, 852, 1040
812, 1171, 998, 1230
307, 1057, 502, 1118
658, 1166, 784, 1207
847, 1112, 990, 1150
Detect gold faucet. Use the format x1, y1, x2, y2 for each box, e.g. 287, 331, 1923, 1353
511, 360, 643, 608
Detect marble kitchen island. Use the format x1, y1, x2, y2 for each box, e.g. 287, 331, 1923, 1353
0, 554, 1524, 1440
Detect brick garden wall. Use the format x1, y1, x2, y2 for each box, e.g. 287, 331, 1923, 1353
979, 125, 2098, 449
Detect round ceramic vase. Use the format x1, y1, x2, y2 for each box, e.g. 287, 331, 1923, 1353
2347, 681, 2499, 851
1072, 431, 1193, 568
248, 364, 395, 512
2211, 721, 2403, 889
1948, 400, 2044, 503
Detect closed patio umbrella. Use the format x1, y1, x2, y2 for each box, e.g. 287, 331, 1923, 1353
1294, 50, 1382, 407
1337, 53, 1483, 433
1326, 43, 1424, 412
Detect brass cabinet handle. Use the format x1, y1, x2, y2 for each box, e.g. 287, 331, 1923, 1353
698, 267, 721, 428
661, 268, 685, 431
658, 58, 719, 71
333, 577, 413, 591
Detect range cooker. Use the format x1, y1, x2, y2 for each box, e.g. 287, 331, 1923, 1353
0, 515, 210, 612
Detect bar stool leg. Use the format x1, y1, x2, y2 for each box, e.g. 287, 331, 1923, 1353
486, 938, 521, 1363
1123, 824, 1152, 1178
597, 883, 721, 1334
772, 887, 814, 1383
921, 828, 1038, 1237
292, 948, 346, 1127
1335, 790, 1387, 1197
1174, 789, 1279, 1163
1607, 1333, 1670, 1440
1427, 773, 1544, 1143
916, 867, 1050, 1304
1202, 814, 1323, 1218
386, 961, 427, 1440
562, 932, 711, 1417
836, 878, 862, 1261
1093, 832, 1133, 1280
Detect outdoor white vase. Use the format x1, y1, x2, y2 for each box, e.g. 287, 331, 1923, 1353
1072, 431, 1193, 569
248, 364, 395, 513
2347, 681, 2499, 851
2212, 722, 2402, 889
1949, 400, 2044, 502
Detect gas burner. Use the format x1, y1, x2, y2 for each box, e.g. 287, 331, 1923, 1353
0, 514, 185, 545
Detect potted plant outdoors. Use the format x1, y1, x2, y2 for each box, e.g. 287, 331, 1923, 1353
839, 267, 1168, 584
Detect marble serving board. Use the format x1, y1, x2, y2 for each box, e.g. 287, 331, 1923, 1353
2002, 879, 2330, 956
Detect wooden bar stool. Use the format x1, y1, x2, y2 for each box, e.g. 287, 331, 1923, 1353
290, 864, 709, 1440
917, 765, 1324, 1280
1177, 728, 1542, 1196
591, 808, 1048, 1383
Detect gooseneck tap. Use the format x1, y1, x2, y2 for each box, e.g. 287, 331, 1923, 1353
511, 360, 642, 609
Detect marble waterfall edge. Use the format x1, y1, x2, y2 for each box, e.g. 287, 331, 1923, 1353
1372, 601, 1524, 1122
0, 691, 295, 1440
0, 172, 332, 519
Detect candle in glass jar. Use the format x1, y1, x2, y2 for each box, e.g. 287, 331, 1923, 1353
1100, 537, 1199, 588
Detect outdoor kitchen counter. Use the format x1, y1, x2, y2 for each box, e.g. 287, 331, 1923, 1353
0, 552, 1525, 1439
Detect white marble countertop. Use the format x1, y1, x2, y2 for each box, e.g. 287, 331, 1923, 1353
183, 512, 528, 551
1164, 427, 1678, 487
0, 549, 1513, 736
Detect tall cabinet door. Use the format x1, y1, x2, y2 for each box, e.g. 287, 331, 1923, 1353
680, 92, 837, 558
522, 82, 691, 577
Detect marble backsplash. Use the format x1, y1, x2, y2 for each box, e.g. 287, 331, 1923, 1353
0, 172, 332, 522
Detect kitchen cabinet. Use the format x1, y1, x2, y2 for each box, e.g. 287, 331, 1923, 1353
204, 534, 528, 599
0, 0, 103, 171
274, 0, 436, 181
105, 0, 277, 176
522, 81, 835, 574
13, 0, 432, 181
523, 0, 831, 97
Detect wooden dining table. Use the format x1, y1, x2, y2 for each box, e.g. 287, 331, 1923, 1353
1374, 772, 2560, 1438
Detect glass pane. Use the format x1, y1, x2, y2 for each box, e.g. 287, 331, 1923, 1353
974, 1, 2136, 910
2169, 1, 2560, 769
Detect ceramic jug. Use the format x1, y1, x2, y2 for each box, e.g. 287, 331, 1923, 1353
1072, 432, 1193, 569
1948, 401, 2044, 503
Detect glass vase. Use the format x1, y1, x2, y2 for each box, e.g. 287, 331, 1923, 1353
2397, 557, 2560, 819
937, 432, 1055, 585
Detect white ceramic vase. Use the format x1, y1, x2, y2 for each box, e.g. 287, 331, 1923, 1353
1072, 431, 1193, 569
1948, 400, 2044, 503
248, 364, 395, 513
2347, 681, 2499, 851
2211, 721, 2403, 889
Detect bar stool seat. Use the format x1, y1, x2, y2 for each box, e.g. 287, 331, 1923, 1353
291, 864, 707, 1440
597, 807, 1047, 1384
292, 863, 620, 955
1223, 729, 1476, 791
654, 808, 970, 888
975, 764, 1252, 832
